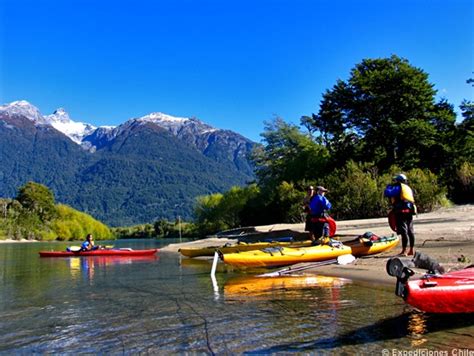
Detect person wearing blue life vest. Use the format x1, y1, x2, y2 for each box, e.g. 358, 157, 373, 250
308, 186, 332, 245
384, 174, 417, 256
81, 233, 100, 251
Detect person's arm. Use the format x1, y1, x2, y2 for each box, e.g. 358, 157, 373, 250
325, 199, 332, 211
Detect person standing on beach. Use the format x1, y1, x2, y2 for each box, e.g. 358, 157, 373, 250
384, 174, 417, 256
302, 186, 316, 241
309, 186, 332, 245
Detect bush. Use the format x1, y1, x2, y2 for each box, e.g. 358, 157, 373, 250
194, 185, 260, 236
321, 162, 448, 220
400, 168, 448, 212
52, 204, 113, 241
322, 161, 385, 220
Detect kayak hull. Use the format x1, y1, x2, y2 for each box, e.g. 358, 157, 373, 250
405, 268, 474, 313
220, 244, 352, 268
179, 240, 312, 258
39, 249, 158, 257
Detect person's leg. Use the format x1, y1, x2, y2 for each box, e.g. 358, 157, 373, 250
305, 215, 314, 241
396, 213, 408, 255
311, 222, 324, 245
406, 214, 415, 255
322, 221, 330, 237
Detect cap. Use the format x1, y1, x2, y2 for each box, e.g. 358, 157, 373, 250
316, 186, 328, 192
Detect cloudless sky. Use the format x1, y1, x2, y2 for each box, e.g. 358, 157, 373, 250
1, 0, 472, 141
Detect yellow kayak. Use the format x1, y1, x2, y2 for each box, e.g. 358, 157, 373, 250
344, 234, 399, 257
219, 244, 352, 268
179, 240, 312, 258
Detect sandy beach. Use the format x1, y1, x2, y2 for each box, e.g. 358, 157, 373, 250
162, 205, 474, 286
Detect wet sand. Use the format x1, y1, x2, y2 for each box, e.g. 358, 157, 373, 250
163, 205, 474, 286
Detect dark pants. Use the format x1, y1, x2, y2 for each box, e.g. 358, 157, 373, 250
304, 214, 311, 232
395, 212, 415, 249
309, 219, 330, 239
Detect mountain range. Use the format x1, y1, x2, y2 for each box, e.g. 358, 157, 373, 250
0, 100, 256, 226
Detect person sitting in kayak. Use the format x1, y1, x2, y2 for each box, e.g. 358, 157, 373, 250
308, 186, 333, 245
384, 173, 417, 256
81, 233, 102, 251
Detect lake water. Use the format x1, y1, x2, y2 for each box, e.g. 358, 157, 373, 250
1, 239, 473, 354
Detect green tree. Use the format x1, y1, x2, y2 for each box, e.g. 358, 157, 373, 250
194, 185, 260, 235
460, 77, 474, 122
308, 55, 456, 171
52, 204, 113, 241
16, 182, 57, 222
251, 118, 329, 187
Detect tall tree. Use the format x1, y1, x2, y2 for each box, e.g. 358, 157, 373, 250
307, 55, 456, 171
251, 118, 329, 187
16, 182, 57, 222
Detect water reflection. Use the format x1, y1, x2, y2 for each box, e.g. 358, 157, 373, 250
408, 311, 428, 347
67, 255, 159, 282
224, 274, 350, 299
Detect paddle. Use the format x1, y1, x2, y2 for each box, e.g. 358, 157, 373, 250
257, 254, 356, 277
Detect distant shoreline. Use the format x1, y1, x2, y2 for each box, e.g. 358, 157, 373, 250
0, 238, 39, 243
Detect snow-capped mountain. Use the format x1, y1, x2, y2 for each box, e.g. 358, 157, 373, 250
0, 99, 254, 167
0, 100, 230, 148
0, 100, 47, 124
45, 108, 97, 144
0, 99, 255, 226
0, 101, 98, 144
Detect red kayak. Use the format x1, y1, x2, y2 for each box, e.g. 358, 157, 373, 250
404, 268, 474, 313
39, 248, 158, 257
387, 255, 474, 314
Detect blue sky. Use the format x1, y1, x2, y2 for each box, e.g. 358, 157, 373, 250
1, 0, 472, 141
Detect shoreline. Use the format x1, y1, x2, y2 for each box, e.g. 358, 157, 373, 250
0, 238, 39, 243
163, 205, 474, 286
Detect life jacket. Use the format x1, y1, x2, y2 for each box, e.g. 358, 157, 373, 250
81, 241, 92, 251
400, 183, 415, 203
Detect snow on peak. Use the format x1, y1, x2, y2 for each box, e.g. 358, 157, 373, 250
1, 100, 221, 146
135, 111, 218, 135
0, 100, 46, 123
49, 108, 71, 123
45, 108, 97, 144
137, 112, 189, 125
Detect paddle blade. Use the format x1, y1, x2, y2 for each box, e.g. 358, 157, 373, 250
68, 246, 81, 252
337, 254, 356, 265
